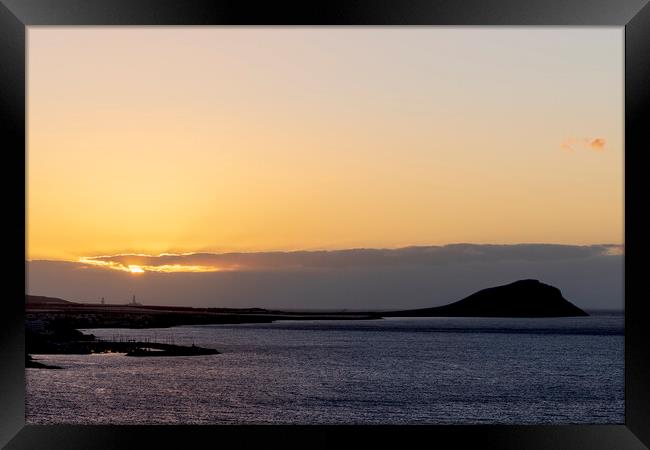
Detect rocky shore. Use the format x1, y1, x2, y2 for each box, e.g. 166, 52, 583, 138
25, 295, 380, 368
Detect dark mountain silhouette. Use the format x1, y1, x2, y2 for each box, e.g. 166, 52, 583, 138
385, 279, 588, 317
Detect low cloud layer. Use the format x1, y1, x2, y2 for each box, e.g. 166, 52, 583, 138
28, 244, 623, 311
79, 244, 621, 272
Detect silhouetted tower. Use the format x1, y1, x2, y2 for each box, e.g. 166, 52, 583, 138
131, 295, 136, 305
101, 297, 105, 305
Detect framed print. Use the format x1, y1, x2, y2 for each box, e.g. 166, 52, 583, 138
1, 0, 649, 448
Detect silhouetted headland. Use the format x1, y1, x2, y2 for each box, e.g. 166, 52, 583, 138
25, 280, 588, 367
385, 279, 588, 318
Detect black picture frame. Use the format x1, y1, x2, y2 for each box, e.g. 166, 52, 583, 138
1, 1, 648, 448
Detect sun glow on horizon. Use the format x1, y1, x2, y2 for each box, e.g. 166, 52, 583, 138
78, 256, 222, 273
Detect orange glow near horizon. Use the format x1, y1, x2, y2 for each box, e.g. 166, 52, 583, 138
79, 257, 222, 273
27, 28, 623, 261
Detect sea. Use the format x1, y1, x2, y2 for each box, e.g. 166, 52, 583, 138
26, 315, 624, 424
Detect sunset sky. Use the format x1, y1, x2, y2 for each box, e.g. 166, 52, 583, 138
27, 28, 623, 261
25, 28, 624, 308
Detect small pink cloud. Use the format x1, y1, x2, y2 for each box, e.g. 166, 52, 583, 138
561, 137, 606, 152
588, 138, 606, 151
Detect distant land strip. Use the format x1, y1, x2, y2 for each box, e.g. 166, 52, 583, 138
25, 280, 589, 367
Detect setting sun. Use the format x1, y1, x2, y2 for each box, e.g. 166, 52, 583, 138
128, 265, 145, 274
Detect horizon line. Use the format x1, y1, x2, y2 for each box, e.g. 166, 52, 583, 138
26, 241, 625, 263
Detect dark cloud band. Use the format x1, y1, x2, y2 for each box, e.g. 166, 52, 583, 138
79, 243, 622, 272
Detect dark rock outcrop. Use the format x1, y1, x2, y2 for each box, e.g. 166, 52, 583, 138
386, 279, 588, 318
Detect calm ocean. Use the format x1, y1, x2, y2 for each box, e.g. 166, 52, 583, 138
26, 315, 624, 424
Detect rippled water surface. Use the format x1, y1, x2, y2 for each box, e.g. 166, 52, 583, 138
26, 316, 624, 424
